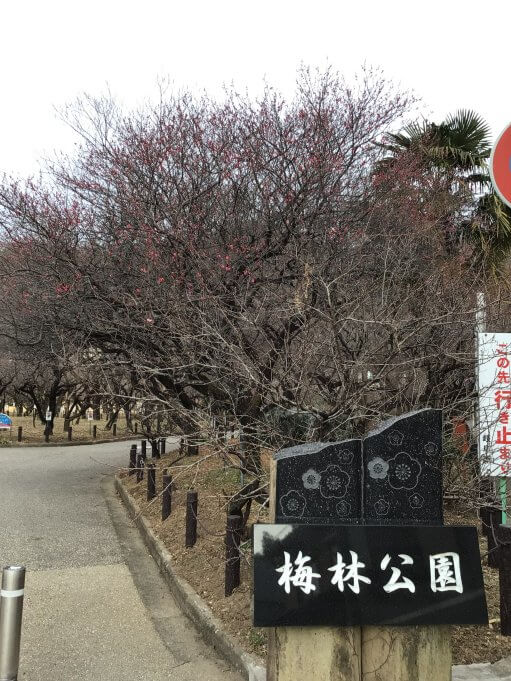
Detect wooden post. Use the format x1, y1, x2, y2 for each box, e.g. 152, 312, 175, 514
136, 454, 144, 482
134, 422, 138, 435
162, 470, 172, 521
112, 423, 117, 437
488, 507, 502, 568
498, 524, 511, 636
187, 441, 198, 456
67, 426, 72, 441
17, 426, 22, 443
146, 463, 156, 501
480, 504, 492, 537
129, 445, 137, 475
225, 514, 242, 596
185, 490, 198, 547
267, 458, 362, 681
141, 440, 147, 459
92, 424, 97, 439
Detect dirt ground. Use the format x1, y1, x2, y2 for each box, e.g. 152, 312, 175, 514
120, 446, 511, 666
0, 415, 134, 445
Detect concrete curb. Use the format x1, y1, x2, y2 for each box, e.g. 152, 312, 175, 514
115, 475, 266, 681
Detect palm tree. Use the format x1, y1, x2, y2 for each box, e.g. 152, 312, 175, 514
382, 109, 491, 171
378, 110, 511, 270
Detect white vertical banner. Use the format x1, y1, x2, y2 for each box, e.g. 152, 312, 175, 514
478, 332, 511, 476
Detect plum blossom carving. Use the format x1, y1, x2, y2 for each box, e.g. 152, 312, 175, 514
374, 498, 390, 516
337, 449, 354, 466
387, 430, 404, 446
409, 493, 424, 509
387, 451, 422, 490
367, 456, 389, 480
424, 442, 437, 456
280, 490, 306, 517
319, 465, 349, 499
302, 468, 321, 490
336, 500, 351, 516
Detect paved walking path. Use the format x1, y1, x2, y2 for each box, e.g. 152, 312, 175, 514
0, 440, 242, 681
453, 659, 511, 680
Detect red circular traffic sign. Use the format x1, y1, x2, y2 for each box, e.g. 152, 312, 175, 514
490, 122, 511, 208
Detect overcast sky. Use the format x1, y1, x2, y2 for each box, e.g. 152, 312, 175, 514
2, 0, 509, 177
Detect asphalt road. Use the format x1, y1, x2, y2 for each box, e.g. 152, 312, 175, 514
0, 440, 242, 681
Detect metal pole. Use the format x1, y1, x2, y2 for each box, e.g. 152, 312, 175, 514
0, 566, 26, 680
475, 290, 485, 460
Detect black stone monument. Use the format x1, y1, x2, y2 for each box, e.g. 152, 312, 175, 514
274, 439, 362, 524
273, 408, 443, 525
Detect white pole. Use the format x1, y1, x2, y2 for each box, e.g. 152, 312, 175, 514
475, 290, 486, 459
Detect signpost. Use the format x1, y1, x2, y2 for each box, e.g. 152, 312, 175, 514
484, 129, 511, 522
0, 413, 12, 431
478, 333, 511, 522
261, 410, 488, 681
490, 122, 511, 209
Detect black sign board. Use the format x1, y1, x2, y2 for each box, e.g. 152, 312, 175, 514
253, 524, 488, 627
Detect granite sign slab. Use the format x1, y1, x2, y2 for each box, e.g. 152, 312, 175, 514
273, 408, 443, 525
253, 523, 488, 627
363, 409, 443, 525
274, 440, 362, 524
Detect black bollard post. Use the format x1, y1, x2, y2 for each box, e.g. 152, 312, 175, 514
17, 426, 22, 443
141, 440, 147, 459
160, 438, 166, 456
112, 423, 117, 437
146, 463, 156, 501
134, 422, 138, 435
498, 524, 511, 635
225, 513, 243, 596
151, 439, 159, 459
187, 441, 198, 456
93, 424, 97, 439
162, 470, 172, 521
129, 445, 137, 475
185, 490, 198, 547
488, 507, 502, 568
67, 426, 72, 441
136, 454, 144, 482
480, 504, 492, 537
